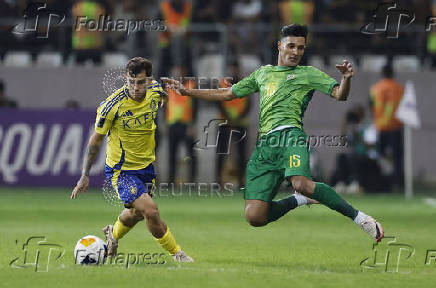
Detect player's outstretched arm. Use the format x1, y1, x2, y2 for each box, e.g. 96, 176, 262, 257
332, 60, 353, 101
71, 132, 105, 199
161, 77, 236, 101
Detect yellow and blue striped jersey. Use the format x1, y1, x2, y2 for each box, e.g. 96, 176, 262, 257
95, 80, 164, 170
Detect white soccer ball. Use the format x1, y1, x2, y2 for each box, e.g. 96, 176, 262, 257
74, 235, 107, 265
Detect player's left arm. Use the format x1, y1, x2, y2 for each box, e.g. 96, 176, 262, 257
331, 60, 353, 101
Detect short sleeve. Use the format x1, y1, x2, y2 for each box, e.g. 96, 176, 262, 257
308, 67, 338, 97
149, 80, 166, 98
95, 100, 117, 135
232, 69, 260, 98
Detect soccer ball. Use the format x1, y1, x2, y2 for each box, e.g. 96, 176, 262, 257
74, 235, 107, 265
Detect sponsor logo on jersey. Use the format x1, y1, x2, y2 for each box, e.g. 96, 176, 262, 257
287, 74, 296, 80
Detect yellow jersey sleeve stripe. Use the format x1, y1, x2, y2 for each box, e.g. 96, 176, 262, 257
148, 80, 162, 88
101, 89, 124, 114
101, 91, 127, 117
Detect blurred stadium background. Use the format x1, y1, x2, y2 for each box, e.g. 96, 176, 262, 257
0, 0, 435, 192
2, 1, 436, 287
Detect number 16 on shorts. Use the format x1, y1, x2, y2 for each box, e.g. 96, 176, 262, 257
289, 154, 301, 168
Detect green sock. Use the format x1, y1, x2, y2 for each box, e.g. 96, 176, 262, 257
312, 182, 358, 220
267, 196, 298, 223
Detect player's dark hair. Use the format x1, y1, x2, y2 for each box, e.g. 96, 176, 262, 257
0, 80, 4, 92
281, 24, 308, 40
382, 64, 393, 78
126, 57, 153, 77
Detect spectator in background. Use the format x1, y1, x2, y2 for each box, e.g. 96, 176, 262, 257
0, 0, 19, 58
427, 0, 436, 68
193, 0, 233, 24
428, 32, 436, 68
192, 0, 233, 46
331, 105, 387, 194
0, 80, 18, 108
230, 0, 263, 54
65, 99, 81, 109
216, 61, 250, 188
278, 0, 314, 26
165, 66, 197, 184
72, 0, 106, 65
158, 0, 192, 77
370, 65, 404, 190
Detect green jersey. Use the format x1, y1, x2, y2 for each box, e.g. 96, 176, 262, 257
232, 65, 338, 135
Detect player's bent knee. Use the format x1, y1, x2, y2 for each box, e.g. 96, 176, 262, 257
244, 211, 267, 227
245, 216, 267, 227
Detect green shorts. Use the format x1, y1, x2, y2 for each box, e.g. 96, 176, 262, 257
244, 127, 312, 202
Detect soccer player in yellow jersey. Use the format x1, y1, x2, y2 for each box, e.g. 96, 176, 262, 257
71, 57, 193, 263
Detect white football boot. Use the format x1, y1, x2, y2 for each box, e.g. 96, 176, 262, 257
360, 215, 384, 242
172, 250, 194, 263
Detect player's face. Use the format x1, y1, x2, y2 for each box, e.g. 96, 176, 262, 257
126, 71, 151, 101
278, 36, 306, 67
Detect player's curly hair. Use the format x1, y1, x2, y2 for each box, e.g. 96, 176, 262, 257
126, 57, 153, 77
281, 24, 308, 39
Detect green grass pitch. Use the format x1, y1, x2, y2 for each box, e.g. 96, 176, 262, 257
1, 187, 436, 287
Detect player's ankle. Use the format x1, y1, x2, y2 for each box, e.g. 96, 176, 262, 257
353, 211, 367, 225
293, 193, 308, 206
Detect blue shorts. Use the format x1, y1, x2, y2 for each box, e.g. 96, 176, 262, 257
105, 164, 156, 208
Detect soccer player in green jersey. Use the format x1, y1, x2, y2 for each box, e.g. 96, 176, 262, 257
163, 24, 384, 242
71, 57, 193, 262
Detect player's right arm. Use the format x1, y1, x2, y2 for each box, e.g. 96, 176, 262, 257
71, 132, 105, 199
71, 94, 118, 199
161, 70, 259, 101
162, 77, 236, 101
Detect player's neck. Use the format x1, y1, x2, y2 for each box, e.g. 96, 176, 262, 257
276, 60, 297, 69
276, 64, 297, 69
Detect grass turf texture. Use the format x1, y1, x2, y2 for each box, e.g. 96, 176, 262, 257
1, 188, 436, 288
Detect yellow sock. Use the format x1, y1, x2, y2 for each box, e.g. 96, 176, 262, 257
155, 227, 180, 256
113, 218, 132, 240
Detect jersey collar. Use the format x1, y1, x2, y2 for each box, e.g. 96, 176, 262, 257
276, 65, 297, 70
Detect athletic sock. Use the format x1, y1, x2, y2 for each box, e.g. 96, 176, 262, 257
312, 182, 359, 220
113, 217, 132, 240
353, 211, 367, 225
155, 227, 181, 256
293, 193, 309, 206
267, 195, 298, 223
